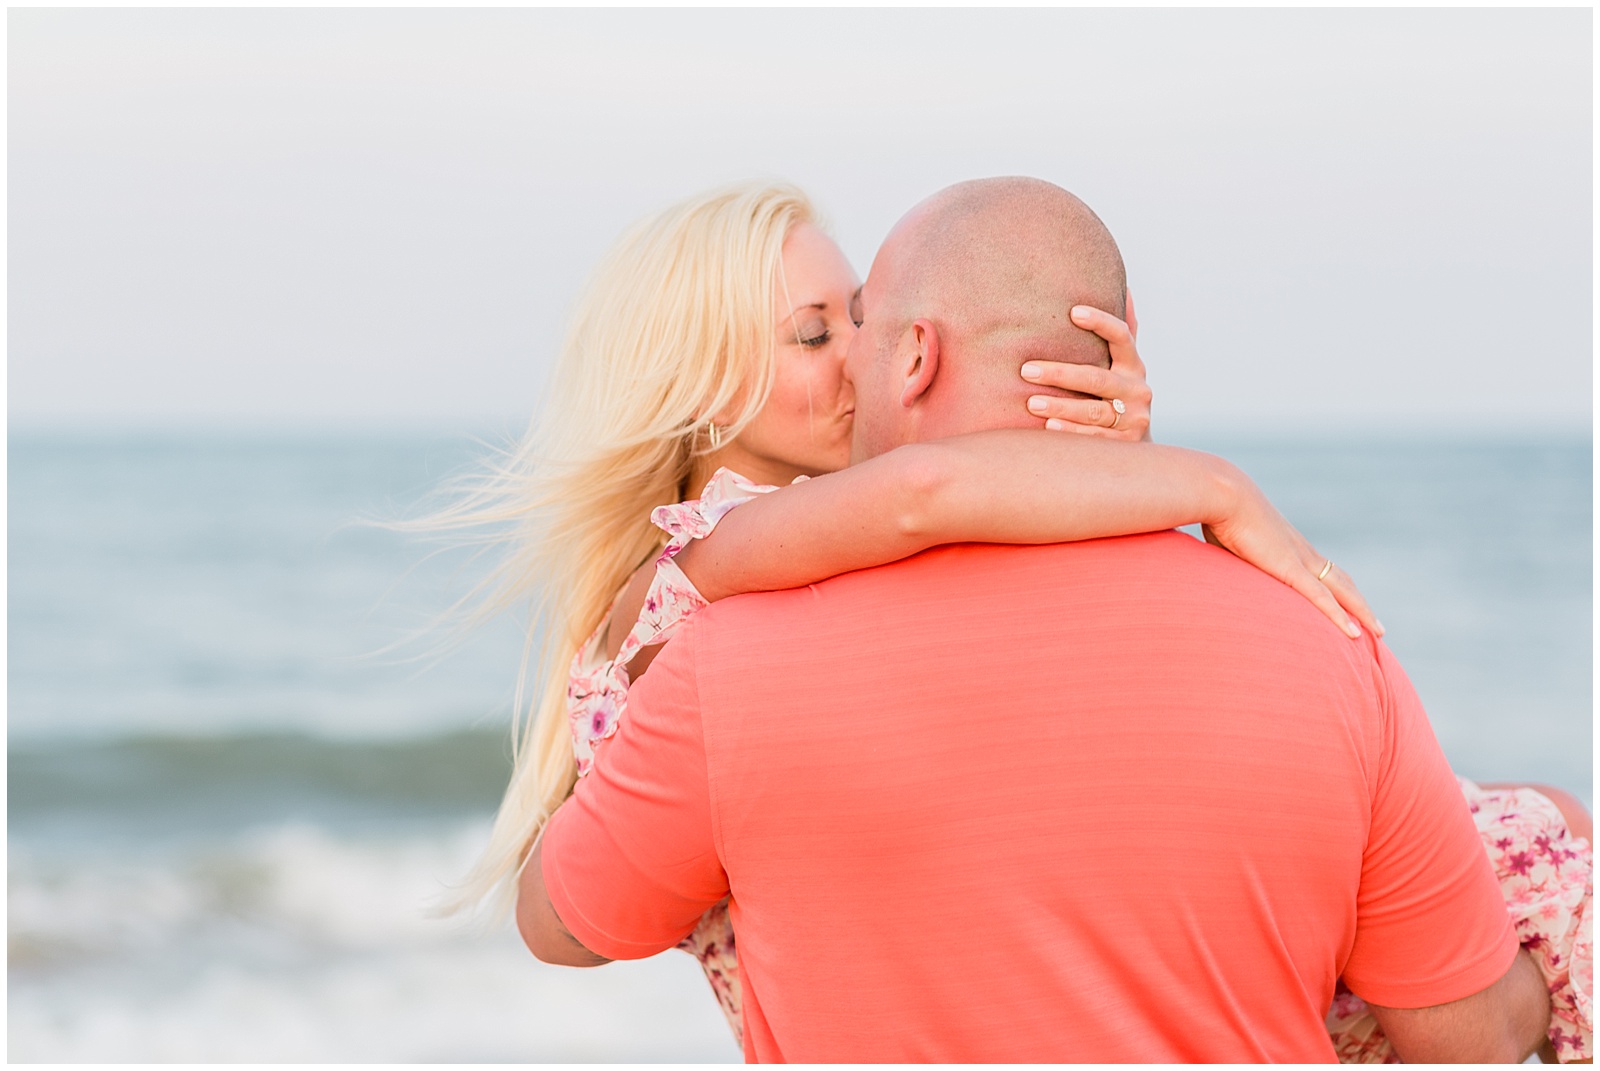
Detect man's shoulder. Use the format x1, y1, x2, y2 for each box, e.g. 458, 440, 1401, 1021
820, 529, 1263, 597
695, 530, 1237, 633
691, 529, 1361, 669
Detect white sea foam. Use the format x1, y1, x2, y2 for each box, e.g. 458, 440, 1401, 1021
8, 820, 740, 1062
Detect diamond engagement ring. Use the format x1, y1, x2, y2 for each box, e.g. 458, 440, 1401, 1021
1109, 398, 1126, 429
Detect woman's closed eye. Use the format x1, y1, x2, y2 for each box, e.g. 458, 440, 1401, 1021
796, 321, 832, 348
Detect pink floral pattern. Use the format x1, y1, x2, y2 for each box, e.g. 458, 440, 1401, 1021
1327, 777, 1593, 1063
676, 899, 743, 1046
569, 473, 1594, 1060
567, 469, 775, 777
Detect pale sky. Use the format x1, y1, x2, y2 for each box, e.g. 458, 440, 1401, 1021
8, 8, 1592, 434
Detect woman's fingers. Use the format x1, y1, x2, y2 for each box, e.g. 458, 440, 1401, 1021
1028, 395, 1120, 429
1028, 394, 1147, 439
1070, 304, 1146, 379
1285, 566, 1363, 639
1282, 557, 1385, 640
1022, 359, 1118, 397
1022, 361, 1151, 440
1203, 517, 1381, 642
1019, 304, 1153, 440
1017, 304, 1158, 441
1322, 563, 1384, 638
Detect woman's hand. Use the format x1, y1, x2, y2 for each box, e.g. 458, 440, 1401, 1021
1202, 467, 1384, 640
1020, 289, 1152, 441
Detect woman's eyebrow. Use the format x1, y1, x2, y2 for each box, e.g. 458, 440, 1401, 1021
776, 302, 829, 329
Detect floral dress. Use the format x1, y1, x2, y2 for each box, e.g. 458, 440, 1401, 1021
567, 468, 1594, 1061
1327, 780, 1593, 1063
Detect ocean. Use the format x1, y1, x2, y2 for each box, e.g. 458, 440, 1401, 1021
8, 430, 1593, 1061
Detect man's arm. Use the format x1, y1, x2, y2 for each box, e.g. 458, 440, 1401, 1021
516, 835, 612, 967
1369, 948, 1550, 1063
1342, 640, 1533, 1055
516, 617, 729, 966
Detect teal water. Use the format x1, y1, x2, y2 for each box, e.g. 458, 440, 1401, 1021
7, 430, 1592, 1061
10, 431, 1592, 803
7, 431, 739, 1061
8, 432, 527, 745
1183, 433, 1593, 793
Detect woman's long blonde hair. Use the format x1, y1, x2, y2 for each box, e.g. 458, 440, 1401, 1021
427, 181, 816, 919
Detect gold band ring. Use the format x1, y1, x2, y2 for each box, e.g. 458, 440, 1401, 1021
1317, 559, 1334, 582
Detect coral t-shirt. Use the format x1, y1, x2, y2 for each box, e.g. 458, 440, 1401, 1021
541, 532, 1517, 1062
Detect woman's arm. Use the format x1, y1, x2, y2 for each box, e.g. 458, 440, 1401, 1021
675, 431, 1379, 639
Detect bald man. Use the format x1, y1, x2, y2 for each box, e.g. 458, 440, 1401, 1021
848, 178, 1130, 465
520, 178, 1549, 1062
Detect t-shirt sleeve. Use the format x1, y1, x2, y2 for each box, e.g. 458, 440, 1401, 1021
539, 619, 729, 961
1340, 640, 1518, 1008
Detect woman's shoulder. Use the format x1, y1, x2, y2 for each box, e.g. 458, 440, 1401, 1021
651, 467, 783, 541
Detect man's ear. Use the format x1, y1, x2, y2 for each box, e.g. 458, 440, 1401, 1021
899, 319, 941, 408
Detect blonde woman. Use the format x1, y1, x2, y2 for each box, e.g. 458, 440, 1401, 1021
436, 183, 1589, 1061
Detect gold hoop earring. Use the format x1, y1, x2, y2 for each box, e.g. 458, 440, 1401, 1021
707, 422, 723, 450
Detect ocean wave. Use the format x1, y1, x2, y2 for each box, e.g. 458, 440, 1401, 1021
10, 728, 512, 834
8, 820, 739, 1061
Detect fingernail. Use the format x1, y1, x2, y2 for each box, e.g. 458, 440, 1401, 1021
1045, 418, 1065, 431
1347, 622, 1362, 638
1375, 620, 1386, 636
1021, 362, 1042, 380
1027, 396, 1048, 413
1070, 306, 1091, 322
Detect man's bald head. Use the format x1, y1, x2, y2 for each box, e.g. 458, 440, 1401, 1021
846, 178, 1128, 461
874, 177, 1125, 369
